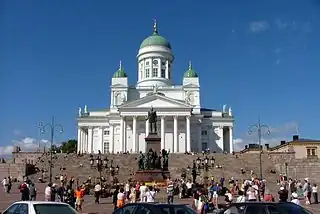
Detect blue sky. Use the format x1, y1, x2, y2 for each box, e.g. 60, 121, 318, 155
1, 0, 319, 154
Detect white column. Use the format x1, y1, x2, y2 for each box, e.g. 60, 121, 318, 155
123, 118, 127, 152
109, 124, 114, 153
77, 127, 81, 153
81, 130, 86, 153
101, 127, 104, 153
173, 116, 178, 153
229, 126, 234, 153
161, 116, 165, 150
197, 120, 202, 152
165, 60, 169, 79
145, 119, 149, 137
186, 116, 191, 152
219, 126, 224, 152
87, 127, 93, 153
120, 117, 124, 152
132, 116, 137, 153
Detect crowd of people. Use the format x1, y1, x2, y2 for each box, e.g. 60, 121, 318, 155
2, 168, 320, 214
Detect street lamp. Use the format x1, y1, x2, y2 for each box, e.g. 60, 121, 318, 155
38, 116, 63, 183
248, 117, 271, 181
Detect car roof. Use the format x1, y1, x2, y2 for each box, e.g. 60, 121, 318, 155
12, 201, 69, 205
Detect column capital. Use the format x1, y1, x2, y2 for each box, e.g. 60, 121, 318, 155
161, 115, 166, 120
186, 115, 191, 119
132, 115, 137, 119
173, 115, 178, 120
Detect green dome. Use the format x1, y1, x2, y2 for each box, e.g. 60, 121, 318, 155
140, 33, 171, 49
139, 19, 171, 49
184, 61, 198, 78
113, 61, 127, 78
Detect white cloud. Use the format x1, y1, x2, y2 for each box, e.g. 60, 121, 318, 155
0, 137, 52, 155
249, 21, 269, 33
275, 19, 312, 33
234, 122, 299, 151
13, 129, 22, 136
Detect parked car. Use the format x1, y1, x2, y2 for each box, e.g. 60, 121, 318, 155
220, 202, 312, 214
1, 201, 77, 214
113, 203, 197, 214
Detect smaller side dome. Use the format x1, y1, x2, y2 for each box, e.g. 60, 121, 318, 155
184, 61, 198, 78
113, 61, 127, 78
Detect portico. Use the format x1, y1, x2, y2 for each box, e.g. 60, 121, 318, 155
117, 93, 192, 153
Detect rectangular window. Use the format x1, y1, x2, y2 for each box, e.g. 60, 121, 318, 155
104, 142, 109, 154
104, 130, 109, 135
146, 61, 149, 65
145, 69, 150, 78
201, 130, 207, 135
312, 149, 316, 156
307, 149, 311, 156
161, 61, 166, 65
202, 142, 208, 151
152, 68, 158, 77
161, 69, 165, 78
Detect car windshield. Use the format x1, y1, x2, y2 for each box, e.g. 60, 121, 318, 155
277, 203, 313, 214
33, 204, 77, 214
157, 204, 197, 214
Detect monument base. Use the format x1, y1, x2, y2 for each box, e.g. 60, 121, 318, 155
134, 170, 170, 183
145, 133, 161, 152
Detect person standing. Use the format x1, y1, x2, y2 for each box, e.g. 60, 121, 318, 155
45, 183, 52, 201
29, 183, 37, 201
167, 181, 174, 204
146, 186, 156, 203
94, 182, 102, 204
312, 183, 318, 204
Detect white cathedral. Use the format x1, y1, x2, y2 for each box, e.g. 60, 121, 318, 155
77, 20, 234, 154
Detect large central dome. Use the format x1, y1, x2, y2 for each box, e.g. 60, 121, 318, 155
139, 20, 171, 49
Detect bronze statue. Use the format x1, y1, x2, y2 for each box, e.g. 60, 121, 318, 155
146, 107, 157, 134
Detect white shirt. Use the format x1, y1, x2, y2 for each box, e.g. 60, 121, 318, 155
291, 198, 300, 205
140, 185, 147, 196
117, 192, 125, 200
45, 186, 51, 197
125, 183, 130, 192
247, 191, 256, 200
146, 191, 156, 202
236, 195, 246, 203
312, 186, 318, 193
60, 176, 64, 181
186, 182, 192, 189
2, 179, 7, 186
94, 184, 101, 192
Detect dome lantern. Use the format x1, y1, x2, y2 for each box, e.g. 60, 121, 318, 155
184, 61, 198, 78
113, 60, 127, 78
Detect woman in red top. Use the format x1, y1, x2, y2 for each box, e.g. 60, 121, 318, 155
263, 190, 275, 202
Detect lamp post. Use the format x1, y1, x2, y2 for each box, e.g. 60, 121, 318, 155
248, 117, 270, 180
38, 116, 63, 183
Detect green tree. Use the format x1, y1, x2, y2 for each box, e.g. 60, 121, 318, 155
60, 139, 77, 153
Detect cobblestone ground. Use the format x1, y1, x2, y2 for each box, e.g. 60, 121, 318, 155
1, 186, 320, 213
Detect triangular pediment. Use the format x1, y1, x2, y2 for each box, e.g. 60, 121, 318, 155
183, 83, 199, 88
111, 83, 126, 88
119, 93, 192, 109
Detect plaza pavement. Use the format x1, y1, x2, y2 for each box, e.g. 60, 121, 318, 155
1, 186, 320, 213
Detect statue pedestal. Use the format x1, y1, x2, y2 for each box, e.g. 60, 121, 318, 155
145, 133, 161, 153
134, 169, 170, 183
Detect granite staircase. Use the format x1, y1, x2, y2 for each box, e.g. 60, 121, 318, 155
29, 152, 279, 191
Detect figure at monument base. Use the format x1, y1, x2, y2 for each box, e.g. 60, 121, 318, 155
134, 107, 170, 183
